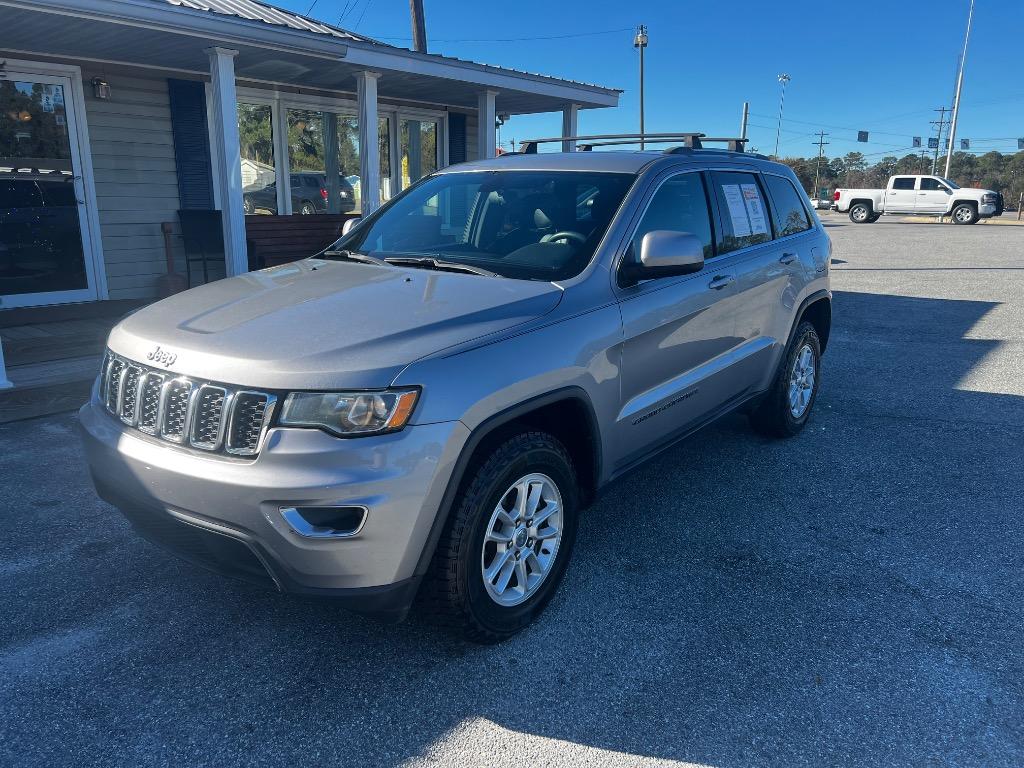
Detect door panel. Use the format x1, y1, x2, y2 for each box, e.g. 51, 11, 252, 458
916, 178, 951, 213
612, 170, 746, 468
0, 71, 97, 308
885, 177, 918, 212
616, 271, 744, 466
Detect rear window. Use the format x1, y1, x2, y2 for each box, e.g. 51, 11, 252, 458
892, 177, 916, 190
763, 174, 812, 237
709, 171, 771, 254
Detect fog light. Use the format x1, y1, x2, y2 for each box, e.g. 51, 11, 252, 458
280, 506, 366, 538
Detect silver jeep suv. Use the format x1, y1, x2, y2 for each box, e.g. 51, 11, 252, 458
80, 137, 831, 642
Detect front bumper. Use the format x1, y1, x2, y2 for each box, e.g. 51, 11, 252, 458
79, 396, 469, 621
979, 202, 997, 218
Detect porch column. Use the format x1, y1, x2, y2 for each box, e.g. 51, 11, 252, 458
356, 71, 382, 215
561, 103, 580, 152
477, 90, 498, 159
205, 47, 247, 276
0, 340, 12, 390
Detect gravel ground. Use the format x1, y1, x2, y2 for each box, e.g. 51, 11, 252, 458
2, 216, 1023, 767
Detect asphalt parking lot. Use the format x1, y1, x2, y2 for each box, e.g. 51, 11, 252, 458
2, 216, 1023, 767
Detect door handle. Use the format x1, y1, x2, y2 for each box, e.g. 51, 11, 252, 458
779, 252, 797, 264
708, 274, 735, 290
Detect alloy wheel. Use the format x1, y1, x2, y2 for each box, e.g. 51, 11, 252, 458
788, 343, 816, 418
481, 473, 564, 607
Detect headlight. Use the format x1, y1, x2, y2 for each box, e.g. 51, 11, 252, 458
982, 193, 997, 203
280, 389, 419, 436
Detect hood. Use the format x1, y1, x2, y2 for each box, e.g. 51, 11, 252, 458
108, 259, 563, 389
956, 186, 997, 198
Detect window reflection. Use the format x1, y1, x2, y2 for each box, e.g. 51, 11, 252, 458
238, 103, 276, 216
236, 104, 399, 216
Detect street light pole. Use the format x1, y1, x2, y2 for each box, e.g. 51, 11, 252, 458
774, 73, 790, 159
944, 0, 974, 179
634, 25, 648, 149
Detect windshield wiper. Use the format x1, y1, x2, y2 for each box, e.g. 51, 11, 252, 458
384, 256, 497, 278
321, 249, 388, 266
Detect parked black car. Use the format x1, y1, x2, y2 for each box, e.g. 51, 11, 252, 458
243, 172, 356, 215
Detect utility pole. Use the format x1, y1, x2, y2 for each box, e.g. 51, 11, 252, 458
774, 73, 790, 159
930, 106, 949, 175
812, 131, 829, 199
634, 25, 648, 149
740, 101, 749, 140
945, 0, 975, 179
409, 0, 428, 52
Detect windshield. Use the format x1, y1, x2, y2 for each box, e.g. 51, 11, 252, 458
940, 177, 961, 190
335, 170, 635, 281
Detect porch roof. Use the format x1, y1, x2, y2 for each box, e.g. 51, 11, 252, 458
0, 0, 622, 114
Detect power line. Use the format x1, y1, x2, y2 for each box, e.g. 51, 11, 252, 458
352, 0, 371, 30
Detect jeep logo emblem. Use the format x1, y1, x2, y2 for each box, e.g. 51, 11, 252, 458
146, 345, 177, 368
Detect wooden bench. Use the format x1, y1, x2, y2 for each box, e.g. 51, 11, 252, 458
245, 214, 359, 269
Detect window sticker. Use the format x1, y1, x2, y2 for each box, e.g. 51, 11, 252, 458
721, 184, 752, 237
741, 184, 769, 234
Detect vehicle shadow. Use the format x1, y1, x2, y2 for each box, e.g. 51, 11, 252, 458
2, 291, 1023, 766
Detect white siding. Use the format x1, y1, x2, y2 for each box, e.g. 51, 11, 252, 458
81, 66, 189, 300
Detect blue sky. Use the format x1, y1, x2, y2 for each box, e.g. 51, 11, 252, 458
278, 0, 1023, 160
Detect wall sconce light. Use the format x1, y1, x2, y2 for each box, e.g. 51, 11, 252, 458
92, 78, 111, 100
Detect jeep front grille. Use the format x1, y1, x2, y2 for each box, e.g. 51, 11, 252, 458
100, 352, 276, 457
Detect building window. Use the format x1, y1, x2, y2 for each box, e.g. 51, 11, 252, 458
238, 103, 276, 216
236, 92, 441, 216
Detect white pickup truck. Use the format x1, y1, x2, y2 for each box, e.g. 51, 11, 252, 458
833, 175, 1001, 225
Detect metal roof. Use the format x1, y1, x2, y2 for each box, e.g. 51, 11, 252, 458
156, 0, 620, 96
162, 0, 376, 43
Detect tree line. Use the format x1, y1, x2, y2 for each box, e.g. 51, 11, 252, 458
780, 150, 1024, 205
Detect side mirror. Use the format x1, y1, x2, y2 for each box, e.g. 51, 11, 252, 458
620, 230, 705, 285
341, 217, 361, 235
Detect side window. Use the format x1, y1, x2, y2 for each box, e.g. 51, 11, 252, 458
892, 177, 916, 190
710, 171, 771, 254
920, 178, 948, 191
629, 172, 714, 261
764, 174, 812, 237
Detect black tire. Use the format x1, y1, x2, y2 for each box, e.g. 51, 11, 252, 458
952, 203, 978, 225
299, 201, 316, 215
420, 431, 579, 643
749, 321, 822, 438
849, 202, 873, 223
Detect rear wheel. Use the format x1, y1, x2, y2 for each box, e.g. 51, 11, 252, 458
299, 201, 317, 215
750, 321, 822, 438
849, 202, 873, 223
420, 432, 579, 643
952, 203, 978, 225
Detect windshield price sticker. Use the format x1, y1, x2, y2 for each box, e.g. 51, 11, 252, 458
722, 184, 752, 237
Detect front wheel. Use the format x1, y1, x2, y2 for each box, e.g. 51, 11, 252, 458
952, 203, 978, 225
749, 321, 822, 438
849, 202, 873, 223
420, 432, 579, 643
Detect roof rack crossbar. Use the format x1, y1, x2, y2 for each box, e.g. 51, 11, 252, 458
519, 132, 709, 154
518, 133, 748, 154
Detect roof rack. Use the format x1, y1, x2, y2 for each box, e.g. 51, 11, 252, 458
517, 133, 749, 154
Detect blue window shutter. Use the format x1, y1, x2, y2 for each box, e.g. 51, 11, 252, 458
448, 112, 467, 165
167, 79, 214, 210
